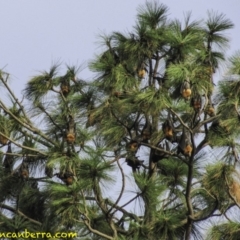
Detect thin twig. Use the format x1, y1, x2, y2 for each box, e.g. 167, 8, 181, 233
168, 108, 192, 133
0, 131, 47, 156
107, 158, 125, 215
0, 100, 56, 146
0, 73, 30, 123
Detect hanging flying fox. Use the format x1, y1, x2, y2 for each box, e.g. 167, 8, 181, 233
126, 156, 144, 172
3, 142, 14, 172
19, 161, 29, 180
191, 94, 202, 126
141, 117, 152, 143
60, 76, 71, 97
180, 80, 192, 100
137, 63, 148, 79
191, 94, 202, 112
45, 165, 53, 178
0, 133, 8, 145
152, 141, 170, 163
56, 171, 74, 186
162, 119, 175, 141
126, 140, 139, 153
206, 104, 215, 117
178, 128, 193, 157
66, 115, 76, 144
113, 91, 128, 99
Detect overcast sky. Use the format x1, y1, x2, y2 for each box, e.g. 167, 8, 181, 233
0, 1, 239, 229
0, 0, 239, 96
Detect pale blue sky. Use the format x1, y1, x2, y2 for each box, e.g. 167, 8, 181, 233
0, 1, 239, 231
0, 0, 239, 95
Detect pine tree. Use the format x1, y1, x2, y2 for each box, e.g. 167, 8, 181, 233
0, 2, 239, 240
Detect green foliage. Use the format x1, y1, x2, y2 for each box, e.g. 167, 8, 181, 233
157, 157, 189, 187
0, 1, 239, 240
24, 64, 59, 103
208, 222, 240, 240
229, 51, 240, 75
202, 163, 234, 211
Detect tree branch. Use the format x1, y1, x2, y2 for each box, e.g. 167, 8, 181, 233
107, 158, 125, 215
0, 99, 57, 146
0, 203, 42, 226
0, 73, 30, 124
0, 131, 47, 156
184, 142, 194, 239
168, 108, 192, 133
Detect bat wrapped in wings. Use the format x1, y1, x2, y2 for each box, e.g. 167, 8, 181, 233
177, 128, 193, 157
66, 115, 76, 144
180, 80, 192, 100
162, 119, 175, 142
3, 142, 14, 172
19, 161, 29, 180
